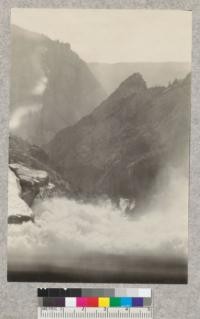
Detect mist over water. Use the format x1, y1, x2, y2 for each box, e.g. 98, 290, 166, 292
9, 104, 42, 131
8, 167, 188, 272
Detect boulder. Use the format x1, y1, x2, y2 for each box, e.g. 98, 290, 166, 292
8, 214, 34, 224
8, 168, 34, 224
9, 163, 49, 206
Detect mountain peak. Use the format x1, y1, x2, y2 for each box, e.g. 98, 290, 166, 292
109, 72, 147, 101
48, 72, 190, 202
118, 72, 147, 91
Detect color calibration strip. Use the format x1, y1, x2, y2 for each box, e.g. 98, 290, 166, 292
38, 288, 152, 308
38, 289, 153, 318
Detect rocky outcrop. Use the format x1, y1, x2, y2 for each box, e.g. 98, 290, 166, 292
8, 214, 34, 224
8, 168, 34, 224
9, 163, 49, 206
10, 25, 106, 145
8, 163, 57, 224
9, 134, 74, 196
47, 73, 191, 205
8, 133, 77, 224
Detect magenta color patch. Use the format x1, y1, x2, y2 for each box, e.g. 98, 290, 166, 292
76, 297, 88, 307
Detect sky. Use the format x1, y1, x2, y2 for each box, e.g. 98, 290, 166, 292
11, 9, 192, 63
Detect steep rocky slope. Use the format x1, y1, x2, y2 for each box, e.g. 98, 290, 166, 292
10, 25, 106, 144
47, 73, 191, 204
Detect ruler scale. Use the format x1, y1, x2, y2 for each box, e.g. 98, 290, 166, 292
38, 288, 153, 319
38, 308, 153, 319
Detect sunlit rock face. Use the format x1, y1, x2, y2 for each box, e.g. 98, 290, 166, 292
9, 163, 49, 206
8, 168, 34, 224
8, 163, 59, 225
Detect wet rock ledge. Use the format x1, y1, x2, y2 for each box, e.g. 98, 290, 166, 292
8, 163, 54, 225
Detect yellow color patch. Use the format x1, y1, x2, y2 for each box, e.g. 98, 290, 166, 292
98, 297, 110, 307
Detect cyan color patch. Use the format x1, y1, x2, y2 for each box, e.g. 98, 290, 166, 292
120, 297, 132, 307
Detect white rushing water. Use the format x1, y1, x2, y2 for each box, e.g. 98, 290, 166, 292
8, 167, 188, 270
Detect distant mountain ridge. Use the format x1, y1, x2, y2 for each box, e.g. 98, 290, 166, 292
89, 62, 191, 95
47, 72, 191, 205
10, 25, 106, 145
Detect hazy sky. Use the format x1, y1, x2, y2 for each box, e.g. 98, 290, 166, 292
11, 9, 192, 63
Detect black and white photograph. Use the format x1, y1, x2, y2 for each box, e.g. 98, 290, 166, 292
8, 9, 191, 283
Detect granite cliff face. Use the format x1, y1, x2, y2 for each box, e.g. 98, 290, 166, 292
10, 25, 106, 144
47, 73, 191, 204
